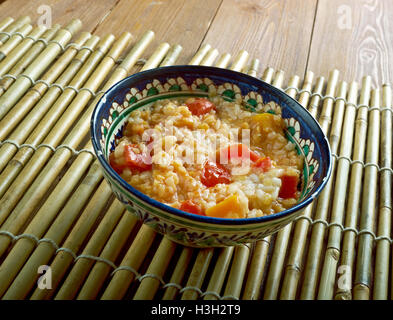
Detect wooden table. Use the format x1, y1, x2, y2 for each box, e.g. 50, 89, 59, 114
0, 0, 391, 87
0, 0, 391, 301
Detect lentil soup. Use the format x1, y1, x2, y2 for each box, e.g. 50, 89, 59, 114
109, 96, 303, 219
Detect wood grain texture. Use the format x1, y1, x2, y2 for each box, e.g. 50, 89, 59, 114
307, 0, 393, 86
0, 0, 118, 33
201, 0, 317, 78
93, 0, 222, 64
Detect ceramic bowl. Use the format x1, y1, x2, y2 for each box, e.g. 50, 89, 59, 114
91, 65, 332, 247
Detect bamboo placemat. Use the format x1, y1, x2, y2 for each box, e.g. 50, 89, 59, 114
0, 16, 391, 301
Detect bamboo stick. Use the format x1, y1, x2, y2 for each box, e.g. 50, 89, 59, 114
162, 247, 194, 300
374, 84, 392, 300
0, 25, 59, 95
229, 50, 249, 72
0, 148, 101, 299
300, 70, 340, 299
140, 42, 170, 71
59, 32, 154, 151
132, 237, 177, 300
27, 179, 114, 300
107, 46, 225, 300
0, 17, 14, 32
3, 160, 103, 299
0, 23, 33, 61
0, 31, 93, 142
160, 44, 182, 67
76, 210, 139, 299
0, 19, 82, 119
0, 36, 110, 206
0, 35, 114, 216
163, 53, 234, 301
215, 53, 231, 69
242, 240, 269, 299
0, 34, 129, 252
12, 33, 148, 216
190, 59, 258, 301
99, 225, 157, 300
353, 89, 381, 300
53, 200, 131, 300
0, 35, 131, 270
223, 246, 250, 299
204, 62, 261, 301
122, 46, 223, 301
27, 33, 159, 300
0, 25, 46, 76
245, 59, 260, 78
263, 74, 303, 300
261, 67, 275, 84
177, 52, 251, 301
176, 248, 214, 300
45, 38, 182, 302
245, 69, 290, 301
54, 43, 180, 300
203, 247, 234, 300
280, 73, 325, 300
334, 76, 372, 300
271, 70, 286, 89
200, 48, 219, 66
0, 16, 31, 45
189, 43, 211, 65
240, 67, 279, 300
178, 248, 213, 300
316, 82, 357, 300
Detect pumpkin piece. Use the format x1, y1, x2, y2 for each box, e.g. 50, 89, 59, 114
205, 194, 247, 219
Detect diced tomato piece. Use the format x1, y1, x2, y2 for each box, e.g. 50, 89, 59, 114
185, 97, 216, 116
279, 174, 299, 199
123, 144, 152, 172
253, 157, 272, 172
201, 160, 231, 188
217, 143, 260, 164
180, 200, 204, 215
109, 144, 152, 174
109, 152, 126, 174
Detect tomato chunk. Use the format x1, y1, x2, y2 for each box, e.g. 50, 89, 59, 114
185, 97, 216, 116
279, 174, 299, 199
217, 143, 260, 164
109, 144, 152, 174
109, 152, 126, 174
253, 157, 272, 172
201, 160, 231, 187
124, 144, 152, 171
180, 200, 204, 215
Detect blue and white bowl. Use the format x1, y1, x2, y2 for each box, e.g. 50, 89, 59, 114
91, 65, 332, 247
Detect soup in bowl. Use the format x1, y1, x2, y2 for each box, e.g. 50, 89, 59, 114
91, 66, 331, 247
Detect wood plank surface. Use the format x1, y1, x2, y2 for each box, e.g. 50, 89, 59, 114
307, 0, 393, 86
0, 0, 392, 87
201, 0, 317, 78
0, 0, 119, 33
93, 0, 222, 64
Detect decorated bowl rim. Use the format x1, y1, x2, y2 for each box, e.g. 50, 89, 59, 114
91, 65, 332, 226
